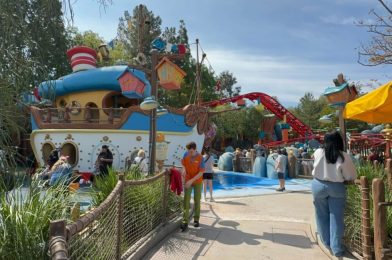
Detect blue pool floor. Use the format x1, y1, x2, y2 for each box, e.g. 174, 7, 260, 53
208, 170, 312, 198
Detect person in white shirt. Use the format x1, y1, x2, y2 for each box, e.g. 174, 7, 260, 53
202, 147, 215, 202
275, 149, 287, 191
134, 149, 148, 176
312, 131, 357, 257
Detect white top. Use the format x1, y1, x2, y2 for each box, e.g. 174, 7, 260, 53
312, 148, 357, 182
203, 154, 214, 173
134, 156, 148, 175
275, 154, 286, 173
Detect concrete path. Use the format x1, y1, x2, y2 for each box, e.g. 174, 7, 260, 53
145, 192, 333, 260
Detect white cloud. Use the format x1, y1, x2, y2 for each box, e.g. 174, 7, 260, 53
320, 15, 357, 25
190, 47, 390, 107
320, 15, 375, 26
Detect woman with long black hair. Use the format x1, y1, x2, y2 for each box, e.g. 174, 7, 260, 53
312, 131, 357, 257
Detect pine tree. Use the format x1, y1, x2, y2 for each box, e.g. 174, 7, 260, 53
117, 4, 162, 64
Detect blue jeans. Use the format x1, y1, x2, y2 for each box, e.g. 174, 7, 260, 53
312, 179, 346, 256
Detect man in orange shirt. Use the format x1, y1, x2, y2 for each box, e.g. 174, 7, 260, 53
180, 141, 205, 232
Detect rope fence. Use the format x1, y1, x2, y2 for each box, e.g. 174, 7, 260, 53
48, 169, 182, 259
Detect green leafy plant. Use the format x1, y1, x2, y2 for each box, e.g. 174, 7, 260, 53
345, 162, 392, 254
125, 165, 145, 180
0, 178, 72, 259
91, 168, 118, 206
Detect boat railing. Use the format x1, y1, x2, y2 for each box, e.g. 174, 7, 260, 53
34, 107, 128, 125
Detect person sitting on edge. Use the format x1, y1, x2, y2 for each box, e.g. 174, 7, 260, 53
96, 145, 113, 177
36, 149, 59, 180
47, 149, 59, 169
49, 156, 72, 186
133, 149, 148, 176
180, 141, 205, 232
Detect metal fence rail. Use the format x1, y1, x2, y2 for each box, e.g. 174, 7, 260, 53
49, 170, 182, 260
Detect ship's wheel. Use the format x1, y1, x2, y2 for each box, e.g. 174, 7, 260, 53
183, 104, 209, 134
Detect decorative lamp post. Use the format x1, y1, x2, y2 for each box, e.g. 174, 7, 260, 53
140, 96, 158, 110
156, 106, 168, 117
137, 50, 160, 175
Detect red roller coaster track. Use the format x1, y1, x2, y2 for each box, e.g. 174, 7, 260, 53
202, 92, 313, 137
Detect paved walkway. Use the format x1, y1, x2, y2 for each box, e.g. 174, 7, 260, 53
145, 192, 333, 260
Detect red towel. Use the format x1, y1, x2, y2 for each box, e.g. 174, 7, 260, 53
170, 168, 183, 195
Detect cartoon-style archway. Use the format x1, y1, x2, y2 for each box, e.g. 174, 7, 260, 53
61, 142, 78, 166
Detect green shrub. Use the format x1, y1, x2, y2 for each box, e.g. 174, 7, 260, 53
345, 162, 392, 252
91, 168, 118, 207
125, 165, 145, 180
0, 178, 72, 259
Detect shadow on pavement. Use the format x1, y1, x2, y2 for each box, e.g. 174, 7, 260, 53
213, 200, 247, 206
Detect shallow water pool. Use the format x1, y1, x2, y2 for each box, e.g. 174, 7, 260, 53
209, 171, 312, 198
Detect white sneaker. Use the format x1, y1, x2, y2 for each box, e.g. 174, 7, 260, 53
210, 198, 215, 202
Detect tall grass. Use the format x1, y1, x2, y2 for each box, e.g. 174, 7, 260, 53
91, 168, 118, 207
0, 178, 72, 259
345, 162, 392, 253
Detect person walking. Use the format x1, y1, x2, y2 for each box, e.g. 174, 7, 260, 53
181, 141, 205, 232
202, 147, 215, 202
312, 131, 357, 257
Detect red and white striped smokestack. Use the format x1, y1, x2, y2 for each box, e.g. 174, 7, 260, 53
66, 46, 97, 72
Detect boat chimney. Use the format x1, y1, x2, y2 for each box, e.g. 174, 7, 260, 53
66, 46, 97, 72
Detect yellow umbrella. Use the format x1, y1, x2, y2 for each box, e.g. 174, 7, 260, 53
344, 81, 392, 123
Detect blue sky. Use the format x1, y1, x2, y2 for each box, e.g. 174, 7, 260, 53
72, 0, 390, 107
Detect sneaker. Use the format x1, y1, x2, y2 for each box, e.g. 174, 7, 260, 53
282, 187, 286, 191
180, 223, 188, 232
193, 221, 199, 228
276, 187, 283, 192
210, 197, 215, 202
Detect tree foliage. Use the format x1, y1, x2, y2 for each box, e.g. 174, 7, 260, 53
292, 93, 326, 130
156, 20, 219, 107
117, 4, 162, 64
358, 0, 392, 66
68, 27, 105, 50
217, 71, 241, 98
211, 105, 264, 149
0, 0, 69, 190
